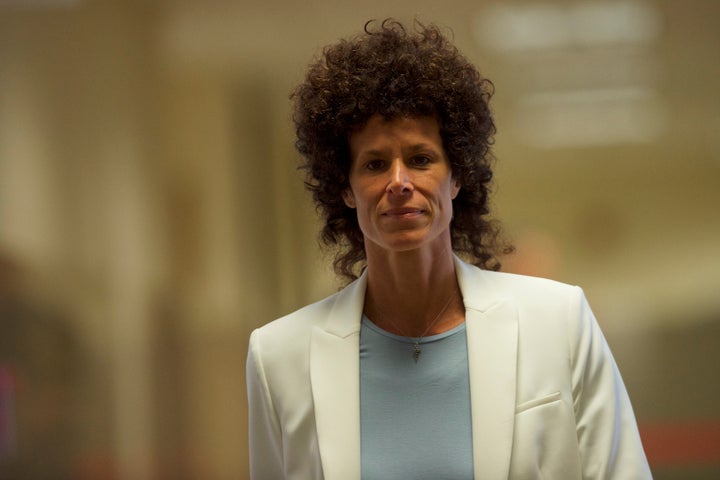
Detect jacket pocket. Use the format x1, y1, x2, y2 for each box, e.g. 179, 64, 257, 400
515, 391, 562, 414
509, 391, 583, 478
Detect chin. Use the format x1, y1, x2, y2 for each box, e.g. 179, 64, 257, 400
380, 233, 436, 252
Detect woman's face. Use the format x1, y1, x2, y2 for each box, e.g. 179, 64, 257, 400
343, 114, 460, 255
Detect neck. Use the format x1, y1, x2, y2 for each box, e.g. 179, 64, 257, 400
363, 242, 464, 337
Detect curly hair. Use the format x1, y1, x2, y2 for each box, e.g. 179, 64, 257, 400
291, 19, 513, 282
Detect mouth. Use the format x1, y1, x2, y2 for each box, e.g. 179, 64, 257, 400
382, 207, 425, 218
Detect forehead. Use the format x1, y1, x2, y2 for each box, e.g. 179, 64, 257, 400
349, 115, 443, 157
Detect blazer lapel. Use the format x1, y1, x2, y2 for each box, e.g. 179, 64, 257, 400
456, 257, 519, 479
310, 273, 366, 480
310, 260, 518, 479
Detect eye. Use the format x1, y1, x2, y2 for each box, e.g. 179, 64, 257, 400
410, 155, 432, 167
366, 159, 385, 171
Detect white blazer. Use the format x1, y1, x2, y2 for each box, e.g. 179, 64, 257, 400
246, 256, 651, 479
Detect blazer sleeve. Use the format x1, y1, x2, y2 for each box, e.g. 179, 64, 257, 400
247, 329, 285, 479
569, 287, 652, 479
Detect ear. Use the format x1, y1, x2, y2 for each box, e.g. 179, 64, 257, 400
342, 188, 356, 208
451, 178, 461, 199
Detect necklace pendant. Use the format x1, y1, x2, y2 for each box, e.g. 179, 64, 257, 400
412, 344, 421, 363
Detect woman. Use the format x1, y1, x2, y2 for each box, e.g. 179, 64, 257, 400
246, 19, 651, 479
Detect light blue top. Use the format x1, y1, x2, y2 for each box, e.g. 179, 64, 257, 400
359, 315, 473, 479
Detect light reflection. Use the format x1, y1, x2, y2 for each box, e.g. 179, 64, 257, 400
474, 1, 662, 53
514, 88, 669, 148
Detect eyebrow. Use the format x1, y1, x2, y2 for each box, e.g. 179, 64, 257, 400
406, 143, 438, 153
356, 149, 387, 158
356, 144, 439, 157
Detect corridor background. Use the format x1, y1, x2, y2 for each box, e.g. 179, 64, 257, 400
1, 0, 719, 478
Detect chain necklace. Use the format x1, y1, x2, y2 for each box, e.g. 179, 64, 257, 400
373, 290, 458, 364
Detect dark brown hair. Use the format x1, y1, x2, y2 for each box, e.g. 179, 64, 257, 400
292, 19, 512, 282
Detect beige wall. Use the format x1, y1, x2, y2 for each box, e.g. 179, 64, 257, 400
0, 1, 718, 478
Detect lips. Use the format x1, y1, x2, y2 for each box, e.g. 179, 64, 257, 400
382, 207, 425, 218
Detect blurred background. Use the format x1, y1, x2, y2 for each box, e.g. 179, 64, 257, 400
0, 0, 718, 478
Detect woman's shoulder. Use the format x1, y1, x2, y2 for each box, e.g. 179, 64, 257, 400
461, 266, 595, 344
252, 291, 339, 340
480, 270, 587, 319
457, 258, 581, 302
483, 269, 579, 295
457, 260, 591, 329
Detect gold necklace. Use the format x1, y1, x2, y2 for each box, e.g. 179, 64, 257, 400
374, 290, 457, 364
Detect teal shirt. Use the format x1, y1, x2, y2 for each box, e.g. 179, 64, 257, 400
360, 316, 474, 479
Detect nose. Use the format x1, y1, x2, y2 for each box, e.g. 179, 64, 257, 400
386, 160, 414, 195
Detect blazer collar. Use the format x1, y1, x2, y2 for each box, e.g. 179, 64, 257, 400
311, 258, 518, 480
455, 256, 519, 479
310, 271, 366, 480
